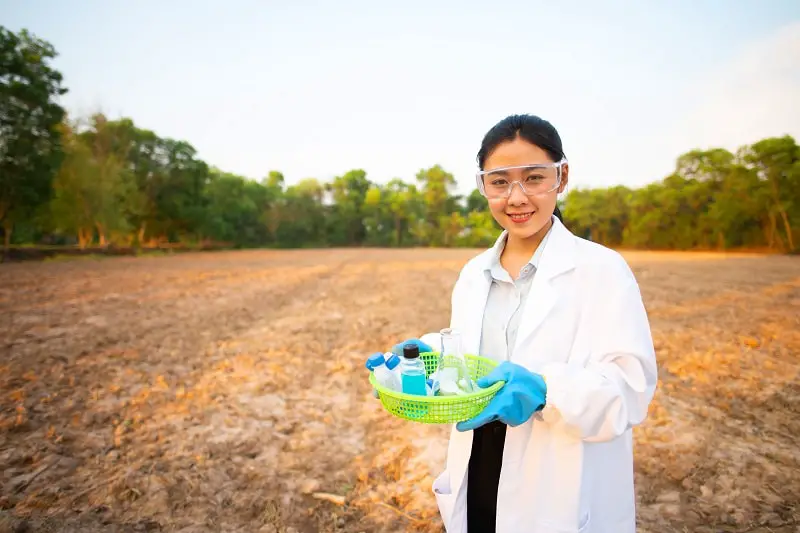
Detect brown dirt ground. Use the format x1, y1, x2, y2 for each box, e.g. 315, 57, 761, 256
1, 248, 798, 533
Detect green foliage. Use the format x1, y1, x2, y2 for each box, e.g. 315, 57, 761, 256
4, 25, 799, 254
0, 26, 67, 249
562, 141, 799, 252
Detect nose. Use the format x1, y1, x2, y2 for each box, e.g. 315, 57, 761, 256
507, 181, 529, 205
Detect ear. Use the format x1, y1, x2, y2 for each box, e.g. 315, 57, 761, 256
558, 163, 569, 194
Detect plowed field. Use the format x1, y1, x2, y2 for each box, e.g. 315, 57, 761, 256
1, 248, 798, 532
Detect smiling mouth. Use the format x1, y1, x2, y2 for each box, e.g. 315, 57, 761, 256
507, 212, 533, 223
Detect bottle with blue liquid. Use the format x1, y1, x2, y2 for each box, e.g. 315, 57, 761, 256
400, 343, 428, 396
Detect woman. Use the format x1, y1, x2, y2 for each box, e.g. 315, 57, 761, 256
390, 114, 657, 533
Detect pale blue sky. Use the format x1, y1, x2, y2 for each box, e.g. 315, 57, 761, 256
3, 1, 799, 195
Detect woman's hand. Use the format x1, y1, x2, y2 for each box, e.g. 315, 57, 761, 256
456, 361, 547, 431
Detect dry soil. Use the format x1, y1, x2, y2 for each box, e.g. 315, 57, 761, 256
1, 248, 798, 532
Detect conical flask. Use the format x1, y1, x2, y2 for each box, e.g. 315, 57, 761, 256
438, 328, 474, 393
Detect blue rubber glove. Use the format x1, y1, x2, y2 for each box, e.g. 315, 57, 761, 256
456, 361, 547, 432
390, 338, 434, 357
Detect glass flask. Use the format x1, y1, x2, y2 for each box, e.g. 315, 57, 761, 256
438, 328, 474, 394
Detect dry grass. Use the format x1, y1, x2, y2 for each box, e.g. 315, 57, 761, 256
0, 248, 798, 532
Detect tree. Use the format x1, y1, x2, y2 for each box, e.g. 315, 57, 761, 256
416, 164, 456, 246
385, 179, 422, 246
49, 122, 96, 247
0, 26, 67, 251
279, 178, 326, 247
116, 122, 161, 246
328, 169, 371, 245
48, 115, 141, 247
81, 114, 138, 245
739, 136, 799, 252
262, 170, 285, 245
459, 210, 499, 247
464, 189, 486, 214
149, 139, 209, 242
362, 185, 388, 245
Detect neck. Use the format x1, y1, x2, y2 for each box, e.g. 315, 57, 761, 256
504, 217, 553, 259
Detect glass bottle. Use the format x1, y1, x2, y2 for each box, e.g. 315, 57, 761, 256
400, 343, 428, 396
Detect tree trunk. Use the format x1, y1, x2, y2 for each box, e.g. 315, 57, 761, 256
78, 227, 92, 249
768, 177, 794, 252
137, 223, 147, 247
395, 216, 402, 247
762, 220, 771, 250
267, 209, 280, 244
96, 222, 107, 247
3, 223, 11, 259
779, 209, 795, 252
768, 212, 777, 250
770, 213, 786, 251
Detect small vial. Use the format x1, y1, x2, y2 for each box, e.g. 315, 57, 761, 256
400, 343, 427, 396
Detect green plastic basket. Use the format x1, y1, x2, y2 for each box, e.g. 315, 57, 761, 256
369, 351, 504, 424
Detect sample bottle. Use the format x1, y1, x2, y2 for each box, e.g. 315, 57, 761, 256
382, 353, 402, 391
366, 352, 401, 392
400, 343, 428, 396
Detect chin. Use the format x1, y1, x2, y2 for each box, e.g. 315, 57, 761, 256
503, 214, 551, 240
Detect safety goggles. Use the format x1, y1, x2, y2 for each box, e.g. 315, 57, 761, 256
476, 158, 567, 199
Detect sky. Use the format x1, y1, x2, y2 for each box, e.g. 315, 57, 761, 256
3, 1, 800, 195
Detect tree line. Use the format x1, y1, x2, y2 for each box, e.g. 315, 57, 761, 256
2, 26, 798, 254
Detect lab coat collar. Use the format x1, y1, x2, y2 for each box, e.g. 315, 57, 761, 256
463, 216, 577, 360
477, 215, 575, 282
484, 220, 555, 281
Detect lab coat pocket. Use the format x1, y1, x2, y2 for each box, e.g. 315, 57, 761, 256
432, 471, 455, 532
534, 511, 590, 533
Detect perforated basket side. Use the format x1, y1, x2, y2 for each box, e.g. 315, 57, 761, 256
375, 386, 499, 424
369, 352, 503, 424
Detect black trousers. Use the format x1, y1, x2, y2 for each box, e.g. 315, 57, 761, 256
466, 420, 507, 533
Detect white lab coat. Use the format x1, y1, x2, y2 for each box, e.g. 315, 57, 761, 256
426, 217, 658, 533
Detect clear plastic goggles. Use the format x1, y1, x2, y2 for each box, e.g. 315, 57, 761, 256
476, 158, 567, 199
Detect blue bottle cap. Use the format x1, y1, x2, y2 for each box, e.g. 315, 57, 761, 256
365, 353, 385, 371
385, 354, 401, 370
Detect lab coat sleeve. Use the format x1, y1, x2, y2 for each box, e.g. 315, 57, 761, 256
539, 258, 658, 442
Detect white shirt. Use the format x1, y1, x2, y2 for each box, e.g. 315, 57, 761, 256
480, 224, 553, 363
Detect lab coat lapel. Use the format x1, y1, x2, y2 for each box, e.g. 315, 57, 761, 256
455, 231, 503, 356
443, 256, 492, 525
461, 270, 491, 356
512, 218, 576, 356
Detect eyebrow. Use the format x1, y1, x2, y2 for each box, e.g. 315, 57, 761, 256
486, 169, 511, 177
485, 165, 549, 175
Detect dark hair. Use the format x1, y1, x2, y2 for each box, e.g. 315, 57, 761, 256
477, 114, 566, 222
477, 114, 565, 169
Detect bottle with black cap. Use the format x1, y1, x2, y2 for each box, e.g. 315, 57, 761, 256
400, 343, 427, 396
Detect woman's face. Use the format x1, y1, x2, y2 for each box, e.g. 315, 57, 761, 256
482, 137, 568, 242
